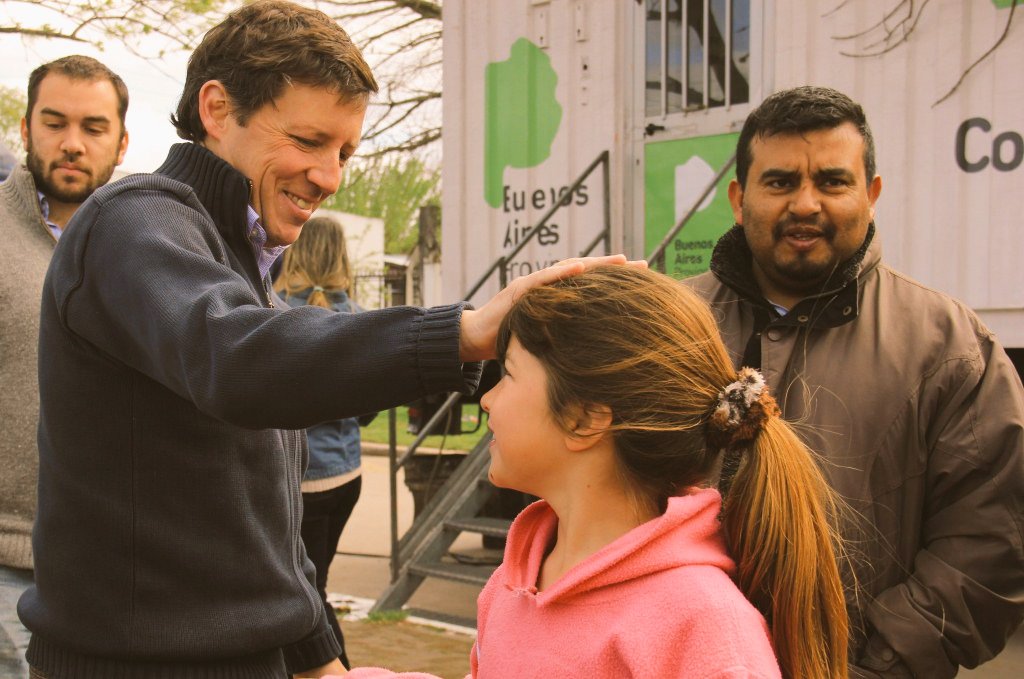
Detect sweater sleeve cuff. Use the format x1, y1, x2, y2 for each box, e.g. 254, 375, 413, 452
281, 612, 343, 674
416, 302, 483, 395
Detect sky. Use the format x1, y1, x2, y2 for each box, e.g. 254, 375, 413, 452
1, 27, 191, 174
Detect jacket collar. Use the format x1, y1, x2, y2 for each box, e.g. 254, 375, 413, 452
2, 164, 47, 227
709, 222, 880, 329
155, 143, 251, 241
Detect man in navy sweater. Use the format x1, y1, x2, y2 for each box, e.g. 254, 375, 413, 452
18, 2, 629, 677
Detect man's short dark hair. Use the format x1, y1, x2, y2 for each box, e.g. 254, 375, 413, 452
735, 86, 876, 189
171, 0, 379, 142
26, 55, 129, 134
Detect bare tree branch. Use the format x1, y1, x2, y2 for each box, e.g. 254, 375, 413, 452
313, 0, 444, 157
363, 128, 441, 157
2, 1, 445, 160
831, 0, 910, 41
0, 25, 87, 41
839, 0, 933, 57
933, 0, 1018, 106
1, 0, 221, 54
830, 0, 1019, 106
823, 0, 854, 19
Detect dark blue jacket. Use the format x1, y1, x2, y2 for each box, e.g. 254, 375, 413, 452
22, 142, 480, 678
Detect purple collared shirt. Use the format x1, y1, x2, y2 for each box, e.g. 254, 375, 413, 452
246, 205, 288, 281
37, 192, 63, 240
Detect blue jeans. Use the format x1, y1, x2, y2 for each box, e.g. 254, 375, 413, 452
0, 565, 32, 678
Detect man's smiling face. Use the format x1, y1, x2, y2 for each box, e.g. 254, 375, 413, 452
213, 82, 365, 247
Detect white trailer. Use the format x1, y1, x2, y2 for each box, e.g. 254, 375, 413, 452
440, 0, 1024, 358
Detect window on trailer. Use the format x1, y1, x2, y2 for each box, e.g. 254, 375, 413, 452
645, 0, 751, 118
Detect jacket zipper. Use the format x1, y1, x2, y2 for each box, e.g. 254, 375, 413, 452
288, 429, 321, 626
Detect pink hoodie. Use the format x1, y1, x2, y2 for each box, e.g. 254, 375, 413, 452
344, 488, 780, 678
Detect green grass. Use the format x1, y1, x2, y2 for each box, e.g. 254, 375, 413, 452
365, 609, 410, 624
360, 405, 487, 453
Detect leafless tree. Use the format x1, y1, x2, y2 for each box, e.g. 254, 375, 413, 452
826, 0, 1020, 106
1, 1, 444, 156
0, 1, 221, 56
315, 0, 442, 156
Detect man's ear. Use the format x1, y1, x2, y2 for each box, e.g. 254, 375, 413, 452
565, 403, 613, 452
867, 173, 882, 221
197, 80, 232, 142
727, 178, 744, 225
115, 129, 129, 166
20, 117, 28, 152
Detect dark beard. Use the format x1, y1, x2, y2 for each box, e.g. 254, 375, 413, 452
25, 138, 116, 205
769, 216, 839, 285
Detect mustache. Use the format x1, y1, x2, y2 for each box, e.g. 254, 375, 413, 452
49, 153, 91, 176
772, 217, 836, 241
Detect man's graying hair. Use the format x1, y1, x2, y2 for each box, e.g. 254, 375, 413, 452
171, 0, 378, 142
735, 86, 876, 189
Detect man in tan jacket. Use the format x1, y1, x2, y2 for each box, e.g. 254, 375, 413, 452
0, 55, 128, 676
686, 85, 1023, 678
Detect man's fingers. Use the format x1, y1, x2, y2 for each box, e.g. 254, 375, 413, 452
459, 254, 645, 362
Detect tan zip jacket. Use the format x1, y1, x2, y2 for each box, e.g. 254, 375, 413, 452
686, 225, 1024, 678
0, 164, 56, 570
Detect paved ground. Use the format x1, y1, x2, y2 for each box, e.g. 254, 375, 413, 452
339, 608, 473, 679
332, 453, 1024, 678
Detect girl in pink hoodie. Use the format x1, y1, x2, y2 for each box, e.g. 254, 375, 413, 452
338, 266, 848, 679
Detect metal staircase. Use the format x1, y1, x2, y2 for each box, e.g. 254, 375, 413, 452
373, 433, 504, 615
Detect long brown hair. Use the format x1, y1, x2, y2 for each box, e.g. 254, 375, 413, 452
497, 266, 848, 679
274, 215, 353, 309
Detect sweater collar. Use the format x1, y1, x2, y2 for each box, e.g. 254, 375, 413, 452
709, 222, 880, 329
155, 143, 251, 241
2, 164, 46, 224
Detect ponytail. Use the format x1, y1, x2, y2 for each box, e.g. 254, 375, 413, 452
711, 370, 848, 679
306, 285, 331, 309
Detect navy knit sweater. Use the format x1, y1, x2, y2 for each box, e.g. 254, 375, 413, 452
20, 143, 480, 678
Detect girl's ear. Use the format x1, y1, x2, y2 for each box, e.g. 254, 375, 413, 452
565, 403, 613, 452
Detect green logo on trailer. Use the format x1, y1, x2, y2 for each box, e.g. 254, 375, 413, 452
483, 38, 563, 208
645, 134, 738, 278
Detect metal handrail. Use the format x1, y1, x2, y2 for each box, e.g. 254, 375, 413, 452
647, 153, 735, 269
386, 149, 612, 582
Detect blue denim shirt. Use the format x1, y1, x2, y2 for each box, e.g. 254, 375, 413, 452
284, 288, 362, 480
